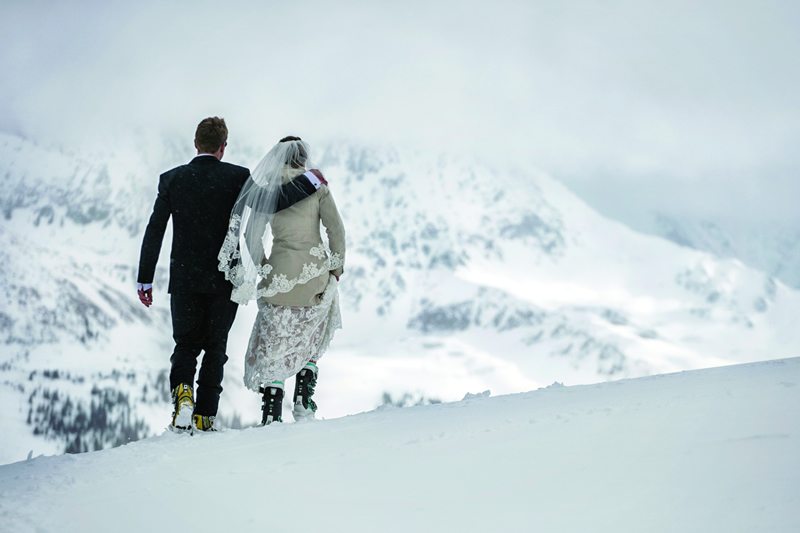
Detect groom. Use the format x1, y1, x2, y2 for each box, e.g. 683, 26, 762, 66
136, 117, 324, 432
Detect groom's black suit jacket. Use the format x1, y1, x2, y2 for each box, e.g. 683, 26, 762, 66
137, 155, 316, 295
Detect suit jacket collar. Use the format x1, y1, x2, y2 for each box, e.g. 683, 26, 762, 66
190, 155, 220, 165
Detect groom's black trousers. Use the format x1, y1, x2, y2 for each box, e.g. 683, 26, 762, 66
169, 293, 238, 416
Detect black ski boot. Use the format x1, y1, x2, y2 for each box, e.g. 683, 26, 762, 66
260, 385, 284, 425
293, 363, 318, 421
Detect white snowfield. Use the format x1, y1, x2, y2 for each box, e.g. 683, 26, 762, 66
1, 358, 798, 533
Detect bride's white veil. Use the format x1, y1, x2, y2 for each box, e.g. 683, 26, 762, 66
218, 138, 311, 304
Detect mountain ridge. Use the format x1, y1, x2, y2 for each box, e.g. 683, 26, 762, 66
1, 131, 798, 463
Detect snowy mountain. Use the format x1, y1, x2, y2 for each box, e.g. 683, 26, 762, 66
650, 213, 800, 290
2, 358, 798, 532
1, 132, 799, 464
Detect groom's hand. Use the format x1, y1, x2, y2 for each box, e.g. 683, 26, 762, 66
137, 283, 153, 307
307, 169, 328, 186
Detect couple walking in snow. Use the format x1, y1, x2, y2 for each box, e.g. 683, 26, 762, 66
136, 117, 345, 432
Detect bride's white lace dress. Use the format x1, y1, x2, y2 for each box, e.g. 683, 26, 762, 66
244, 274, 341, 389
242, 166, 346, 390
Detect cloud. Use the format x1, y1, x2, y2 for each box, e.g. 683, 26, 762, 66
1, 0, 798, 223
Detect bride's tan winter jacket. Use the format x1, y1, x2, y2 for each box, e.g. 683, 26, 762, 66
257, 169, 345, 307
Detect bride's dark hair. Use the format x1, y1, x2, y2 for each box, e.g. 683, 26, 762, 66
279, 135, 307, 168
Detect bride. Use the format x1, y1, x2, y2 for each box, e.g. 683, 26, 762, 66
218, 136, 345, 425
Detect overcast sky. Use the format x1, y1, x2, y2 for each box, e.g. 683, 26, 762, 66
2, 0, 798, 226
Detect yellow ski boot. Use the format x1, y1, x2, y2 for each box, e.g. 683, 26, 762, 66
193, 414, 217, 432
170, 383, 194, 432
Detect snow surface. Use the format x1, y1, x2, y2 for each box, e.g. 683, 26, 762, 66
1, 357, 798, 533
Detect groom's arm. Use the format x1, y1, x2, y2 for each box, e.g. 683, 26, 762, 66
136, 174, 172, 306
274, 170, 326, 212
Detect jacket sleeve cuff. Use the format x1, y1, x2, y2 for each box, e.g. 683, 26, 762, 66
303, 170, 323, 189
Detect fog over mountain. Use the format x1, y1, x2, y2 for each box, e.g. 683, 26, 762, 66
1, 0, 798, 229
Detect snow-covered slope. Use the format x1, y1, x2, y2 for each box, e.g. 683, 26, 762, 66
2, 132, 799, 464
1, 358, 798, 533
314, 142, 799, 377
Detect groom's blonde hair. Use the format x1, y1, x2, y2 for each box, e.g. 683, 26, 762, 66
195, 117, 228, 153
